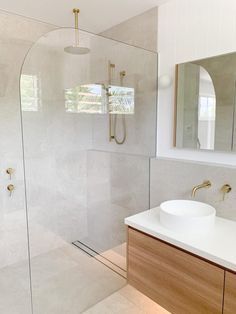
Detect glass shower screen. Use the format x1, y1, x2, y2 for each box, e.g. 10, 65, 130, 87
20, 28, 157, 313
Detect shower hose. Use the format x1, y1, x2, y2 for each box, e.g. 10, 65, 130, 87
114, 114, 126, 145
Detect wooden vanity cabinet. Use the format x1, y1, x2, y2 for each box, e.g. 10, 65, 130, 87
127, 227, 225, 314
224, 271, 236, 314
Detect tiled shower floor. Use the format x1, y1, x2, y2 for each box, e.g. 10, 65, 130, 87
30, 244, 126, 314
30, 244, 170, 314
0, 209, 170, 314
0, 244, 170, 314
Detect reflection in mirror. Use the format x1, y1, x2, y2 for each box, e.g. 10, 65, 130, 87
197, 67, 216, 150
175, 52, 236, 152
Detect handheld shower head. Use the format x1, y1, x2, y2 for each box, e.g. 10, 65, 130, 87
64, 8, 90, 55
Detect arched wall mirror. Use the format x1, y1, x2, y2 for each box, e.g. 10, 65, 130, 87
174, 52, 236, 152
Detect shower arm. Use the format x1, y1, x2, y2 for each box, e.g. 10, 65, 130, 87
73, 8, 80, 47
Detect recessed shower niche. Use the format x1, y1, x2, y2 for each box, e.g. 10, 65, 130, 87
20, 27, 157, 312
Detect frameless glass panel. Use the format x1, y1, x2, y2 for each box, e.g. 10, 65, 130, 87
0, 12, 32, 314
20, 28, 157, 314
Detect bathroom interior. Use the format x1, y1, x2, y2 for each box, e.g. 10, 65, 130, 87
1, 0, 236, 313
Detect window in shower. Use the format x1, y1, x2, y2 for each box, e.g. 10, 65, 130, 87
65, 84, 135, 114
65, 84, 106, 114
21, 74, 40, 111
108, 86, 135, 114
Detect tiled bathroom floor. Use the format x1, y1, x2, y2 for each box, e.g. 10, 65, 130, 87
83, 284, 171, 314
1, 209, 170, 314
30, 245, 126, 314
100, 242, 127, 271
0, 243, 170, 314
31, 245, 170, 314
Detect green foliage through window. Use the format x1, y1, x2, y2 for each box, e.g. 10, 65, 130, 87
21, 74, 40, 112
65, 84, 135, 114
109, 86, 134, 114
65, 84, 106, 113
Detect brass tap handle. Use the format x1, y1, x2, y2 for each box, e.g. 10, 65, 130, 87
6, 168, 14, 179
221, 184, 232, 201
7, 184, 15, 197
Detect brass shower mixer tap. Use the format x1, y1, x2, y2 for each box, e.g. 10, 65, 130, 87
7, 184, 15, 197
6, 168, 14, 179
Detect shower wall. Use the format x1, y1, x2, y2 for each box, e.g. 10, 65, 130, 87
100, 7, 158, 52
91, 7, 158, 155
81, 8, 158, 255
22, 41, 93, 247
0, 10, 55, 314
89, 46, 157, 156
82, 151, 150, 253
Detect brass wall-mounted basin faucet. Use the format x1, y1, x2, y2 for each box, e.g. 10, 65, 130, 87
191, 180, 212, 197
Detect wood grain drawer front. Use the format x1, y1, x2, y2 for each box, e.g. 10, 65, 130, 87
224, 271, 236, 314
127, 228, 224, 314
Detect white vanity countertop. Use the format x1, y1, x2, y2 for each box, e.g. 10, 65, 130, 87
125, 207, 236, 272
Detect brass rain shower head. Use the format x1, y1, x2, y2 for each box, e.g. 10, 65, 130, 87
64, 8, 90, 55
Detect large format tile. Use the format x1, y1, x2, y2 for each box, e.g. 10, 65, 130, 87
30, 245, 126, 314
0, 261, 32, 314
150, 158, 236, 221
83, 292, 144, 314
83, 284, 170, 314
83, 151, 149, 259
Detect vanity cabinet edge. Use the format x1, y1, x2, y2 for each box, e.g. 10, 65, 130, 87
127, 226, 225, 314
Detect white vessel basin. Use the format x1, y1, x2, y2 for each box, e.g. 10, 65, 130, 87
160, 200, 216, 233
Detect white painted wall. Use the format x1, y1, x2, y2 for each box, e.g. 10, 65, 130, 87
157, 0, 236, 165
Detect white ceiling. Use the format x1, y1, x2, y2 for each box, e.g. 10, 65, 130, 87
0, 0, 169, 33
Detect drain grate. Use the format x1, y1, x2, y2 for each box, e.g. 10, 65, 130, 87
72, 241, 127, 279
